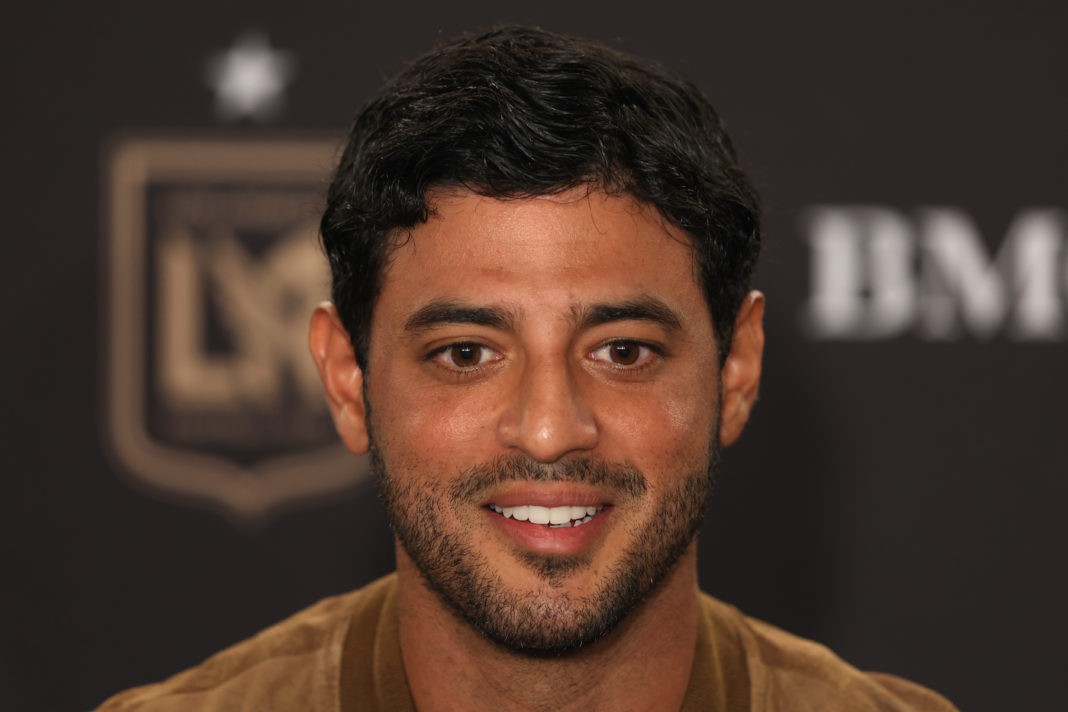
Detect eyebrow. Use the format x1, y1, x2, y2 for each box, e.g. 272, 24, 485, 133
404, 300, 518, 333
403, 296, 684, 334
575, 297, 683, 332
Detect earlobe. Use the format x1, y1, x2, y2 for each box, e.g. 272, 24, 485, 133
309, 302, 370, 455
719, 291, 765, 447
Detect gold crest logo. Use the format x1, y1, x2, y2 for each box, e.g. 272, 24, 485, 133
105, 136, 368, 522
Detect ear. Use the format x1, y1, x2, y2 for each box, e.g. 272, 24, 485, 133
719, 291, 765, 448
309, 302, 370, 455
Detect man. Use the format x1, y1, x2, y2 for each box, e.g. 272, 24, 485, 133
101, 27, 956, 711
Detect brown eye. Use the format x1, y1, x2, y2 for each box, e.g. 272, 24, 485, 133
588, 340, 657, 369
609, 341, 640, 365
449, 343, 483, 368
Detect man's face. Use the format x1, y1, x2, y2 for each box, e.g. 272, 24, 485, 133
359, 188, 723, 653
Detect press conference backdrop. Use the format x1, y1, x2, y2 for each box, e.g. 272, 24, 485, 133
5, 2, 1065, 709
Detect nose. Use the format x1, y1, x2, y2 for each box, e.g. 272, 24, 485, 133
496, 355, 599, 463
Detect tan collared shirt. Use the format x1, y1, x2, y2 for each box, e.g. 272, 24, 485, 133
99, 574, 957, 711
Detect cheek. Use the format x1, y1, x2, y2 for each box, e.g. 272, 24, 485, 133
369, 379, 498, 471
598, 382, 718, 477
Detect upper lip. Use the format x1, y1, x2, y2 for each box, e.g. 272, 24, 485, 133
483, 484, 612, 509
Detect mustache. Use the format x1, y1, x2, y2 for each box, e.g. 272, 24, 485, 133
448, 454, 649, 502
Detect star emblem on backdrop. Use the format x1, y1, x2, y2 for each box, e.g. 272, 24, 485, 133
206, 32, 296, 122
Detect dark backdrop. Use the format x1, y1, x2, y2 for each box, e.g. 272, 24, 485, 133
5, 2, 1066, 710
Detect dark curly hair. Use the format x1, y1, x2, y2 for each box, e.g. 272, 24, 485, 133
321, 26, 761, 368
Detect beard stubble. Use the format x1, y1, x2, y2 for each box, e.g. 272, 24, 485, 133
372, 444, 718, 656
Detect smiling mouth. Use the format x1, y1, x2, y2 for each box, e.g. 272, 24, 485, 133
487, 504, 605, 528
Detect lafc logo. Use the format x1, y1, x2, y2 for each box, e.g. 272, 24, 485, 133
106, 137, 368, 522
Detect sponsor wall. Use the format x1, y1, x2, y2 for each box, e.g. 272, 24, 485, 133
5, 2, 1065, 710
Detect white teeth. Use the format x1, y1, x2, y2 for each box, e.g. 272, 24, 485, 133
528, 506, 550, 525
489, 503, 604, 527
548, 506, 571, 524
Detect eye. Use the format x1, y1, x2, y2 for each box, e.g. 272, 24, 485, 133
432, 342, 500, 370
588, 340, 658, 368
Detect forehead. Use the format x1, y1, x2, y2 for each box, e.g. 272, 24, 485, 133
375, 187, 709, 327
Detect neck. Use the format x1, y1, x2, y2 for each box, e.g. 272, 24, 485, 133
396, 544, 700, 712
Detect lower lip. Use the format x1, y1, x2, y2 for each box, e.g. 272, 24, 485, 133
485, 507, 611, 555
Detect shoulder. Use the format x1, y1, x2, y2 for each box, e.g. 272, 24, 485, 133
698, 592, 958, 712
96, 574, 397, 712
